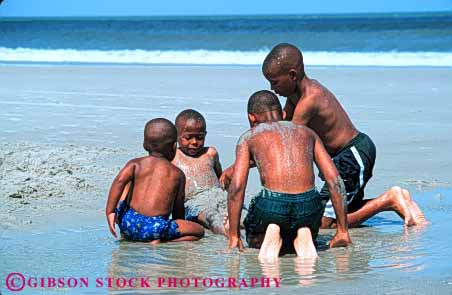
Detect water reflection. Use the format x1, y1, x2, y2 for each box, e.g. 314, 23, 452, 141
331, 248, 352, 275
259, 259, 280, 283
107, 241, 215, 294
361, 223, 428, 273
293, 257, 317, 286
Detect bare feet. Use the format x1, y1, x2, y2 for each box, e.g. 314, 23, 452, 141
401, 188, 429, 225
221, 213, 243, 237
387, 186, 416, 226
258, 224, 282, 262
150, 239, 161, 245
202, 210, 228, 236
293, 227, 318, 258
223, 215, 230, 236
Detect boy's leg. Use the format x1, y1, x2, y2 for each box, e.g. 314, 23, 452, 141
321, 133, 376, 228
197, 209, 227, 236
322, 186, 427, 228
347, 186, 414, 226
220, 208, 248, 236
258, 224, 283, 262
293, 227, 318, 258
170, 219, 205, 242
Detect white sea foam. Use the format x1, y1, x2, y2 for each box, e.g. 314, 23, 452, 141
0, 47, 451, 67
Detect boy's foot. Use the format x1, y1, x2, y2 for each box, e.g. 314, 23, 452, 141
387, 186, 416, 226
293, 227, 318, 258
223, 215, 230, 236
258, 224, 282, 262
401, 189, 429, 225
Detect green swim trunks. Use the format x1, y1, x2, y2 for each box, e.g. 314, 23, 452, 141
244, 187, 323, 247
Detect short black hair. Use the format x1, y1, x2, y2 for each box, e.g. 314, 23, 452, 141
143, 118, 177, 152
262, 43, 304, 77
247, 90, 282, 114
175, 109, 206, 130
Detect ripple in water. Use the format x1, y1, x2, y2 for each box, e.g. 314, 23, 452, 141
1, 189, 451, 294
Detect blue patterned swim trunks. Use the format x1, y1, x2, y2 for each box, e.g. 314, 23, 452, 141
115, 201, 181, 242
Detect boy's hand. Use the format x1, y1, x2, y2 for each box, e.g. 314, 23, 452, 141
107, 212, 117, 238
226, 236, 245, 252
219, 166, 234, 190
329, 230, 352, 248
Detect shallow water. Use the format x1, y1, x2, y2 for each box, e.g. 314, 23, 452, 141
1, 189, 451, 294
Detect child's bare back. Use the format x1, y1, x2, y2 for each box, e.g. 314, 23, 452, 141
119, 156, 185, 218
240, 121, 317, 194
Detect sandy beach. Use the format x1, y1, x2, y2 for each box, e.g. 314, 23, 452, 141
1, 64, 452, 294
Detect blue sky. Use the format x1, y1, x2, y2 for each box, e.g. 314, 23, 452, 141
0, 0, 451, 17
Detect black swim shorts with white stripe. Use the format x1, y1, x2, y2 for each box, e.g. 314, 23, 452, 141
319, 132, 376, 219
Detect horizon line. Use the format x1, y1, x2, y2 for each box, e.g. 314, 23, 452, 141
1, 10, 452, 19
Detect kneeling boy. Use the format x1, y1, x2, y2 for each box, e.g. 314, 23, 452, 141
227, 91, 351, 260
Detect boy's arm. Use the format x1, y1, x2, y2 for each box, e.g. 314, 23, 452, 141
313, 133, 351, 247
283, 95, 296, 121
219, 164, 234, 190
172, 172, 186, 220
211, 147, 223, 179
220, 160, 255, 190
292, 95, 318, 126
227, 137, 250, 251
105, 161, 135, 237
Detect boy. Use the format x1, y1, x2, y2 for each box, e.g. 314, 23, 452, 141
106, 118, 204, 243
227, 90, 352, 261
172, 109, 229, 236
261, 43, 426, 227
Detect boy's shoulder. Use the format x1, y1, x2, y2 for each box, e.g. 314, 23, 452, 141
160, 159, 185, 181
176, 147, 218, 159
205, 146, 219, 157
124, 156, 148, 167
130, 156, 183, 174
170, 164, 186, 180
237, 129, 253, 146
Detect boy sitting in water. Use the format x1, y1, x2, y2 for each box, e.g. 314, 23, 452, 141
106, 118, 204, 243
171, 109, 229, 236
227, 90, 351, 260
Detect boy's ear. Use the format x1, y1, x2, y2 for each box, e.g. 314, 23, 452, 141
289, 69, 297, 81
282, 110, 287, 120
248, 113, 257, 125
143, 142, 149, 152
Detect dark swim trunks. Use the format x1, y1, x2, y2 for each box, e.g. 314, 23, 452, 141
115, 201, 181, 242
319, 132, 376, 219
244, 187, 323, 246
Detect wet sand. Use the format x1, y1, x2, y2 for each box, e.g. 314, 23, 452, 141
0, 64, 451, 294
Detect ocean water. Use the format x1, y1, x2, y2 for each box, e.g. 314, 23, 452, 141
2, 188, 452, 294
1, 13, 452, 66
